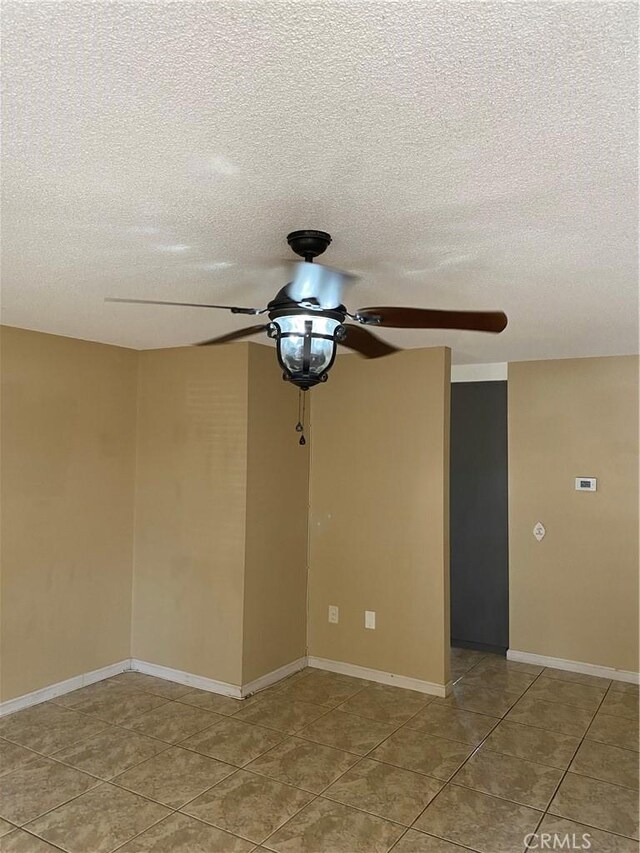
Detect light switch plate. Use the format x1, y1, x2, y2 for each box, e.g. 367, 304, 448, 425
365, 610, 376, 629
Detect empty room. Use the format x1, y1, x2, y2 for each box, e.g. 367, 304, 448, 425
0, 2, 638, 852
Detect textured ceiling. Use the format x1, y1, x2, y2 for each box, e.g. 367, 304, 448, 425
1, 1, 637, 363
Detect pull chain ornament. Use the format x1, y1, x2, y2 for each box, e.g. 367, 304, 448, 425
296, 389, 307, 446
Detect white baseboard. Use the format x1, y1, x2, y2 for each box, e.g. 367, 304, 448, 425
0, 659, 131, 717
308, 656, 450, 698
131, 659, 242, 699
507, 650, 640, 685
0, 653, 450, 718
241, 657, 308, 698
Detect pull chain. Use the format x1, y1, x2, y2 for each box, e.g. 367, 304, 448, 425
295, 389, 307, 445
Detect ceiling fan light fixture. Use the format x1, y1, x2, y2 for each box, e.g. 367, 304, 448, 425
107, 229, 508, 401
268, 313, 345, 390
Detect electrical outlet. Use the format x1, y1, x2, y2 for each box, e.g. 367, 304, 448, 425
328, 605, 339, 624
365, 610, 376, 629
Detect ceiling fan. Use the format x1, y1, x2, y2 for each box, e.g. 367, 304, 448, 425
107, 229, 507, 392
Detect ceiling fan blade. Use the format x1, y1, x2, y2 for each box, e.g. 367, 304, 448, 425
339, 324, 399, 359
286, 262, 353, 309
195, 324, 268, 346
105, 297, 263, 315
355, 306, 508, 333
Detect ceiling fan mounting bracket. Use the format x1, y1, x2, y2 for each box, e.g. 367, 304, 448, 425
287, 230, 332, 262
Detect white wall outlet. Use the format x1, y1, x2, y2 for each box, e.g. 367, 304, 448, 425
328, 605, 339, 624
533, 522, 546, 542
365, 610, 376, 629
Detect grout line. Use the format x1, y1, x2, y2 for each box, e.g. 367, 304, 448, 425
108, 810, 180, 853
6, 826, 70, 853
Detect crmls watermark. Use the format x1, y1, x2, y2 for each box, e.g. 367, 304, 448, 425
524, 832, 592, 850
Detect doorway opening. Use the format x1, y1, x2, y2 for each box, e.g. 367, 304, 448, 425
450, 380, 509, 655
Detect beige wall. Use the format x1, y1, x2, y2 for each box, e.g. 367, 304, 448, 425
132, 344, 249, 686
6, 326, 635, 703
509, 355, 639, 673
308, 347, 451, 686
0, 327, 137, 701
132, 342, 309, 687
242, 344, 309, 683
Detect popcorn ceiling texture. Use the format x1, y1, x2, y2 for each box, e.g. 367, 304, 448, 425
1, 1, 637, 362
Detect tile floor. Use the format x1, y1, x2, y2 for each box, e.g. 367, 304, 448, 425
0, 650, 638, 853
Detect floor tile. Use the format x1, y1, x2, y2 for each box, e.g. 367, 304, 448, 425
323, 758, 442, 825
0, 829, 65, 852
109, 672, 194, 699
391, 830, 471, 853
71, 689, 168, 726
599, 691, 639, 721
586, 712, 639, 751
181, 716, 285, 766
337, 684, 432, 726
506, 695, 594, 737
259, 669, 313, 693
178, 691, 243, 716
474, 657, 544, 677
114, 745, 235, 808
0, 817, 16, 837
525, 677, 607, 711
0, 703, 107, 756
277, 671, 369, 707
5, 666, 635, 853
609, 682, 639, 699
457, 666, 536, 694
116, 812, 255, 852
535, 814, 640, 853
570, 739, 639, 790
414, 784, 542, 853
240, 675, 312, 708
483, 719, 581, 769
246, 736, 359, 793
123, 700, 219, 743
452, 743, 563, 809
264, 796, 403, 853
232, 696, 329, 734
406, 704, 498, 745
182, 768, 313, 843
450, 648, 487, 669
53, 726, 167, 780
436, 682, 521, 717
450, 665, 474, 682
52, 679, 139, 709
541, 668, 612, 689
0, 757, 98, 825
0, 739, 41, 778
549, 772, 639, 839
369, 728, 473, 780
299, 709, 397, 755
25, 782, 170, 853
